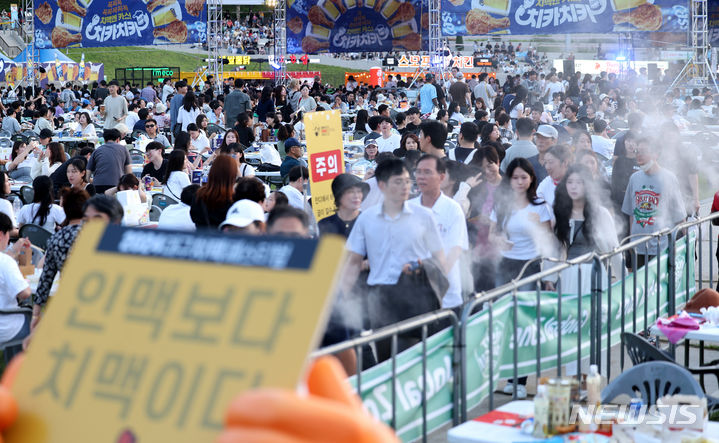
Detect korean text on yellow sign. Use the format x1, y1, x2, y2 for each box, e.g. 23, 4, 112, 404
7, 222, 346, 442
304, 110, 345, 222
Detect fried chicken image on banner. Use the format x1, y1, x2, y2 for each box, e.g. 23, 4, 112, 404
51, 27, 82, 47
185, 0, 205, 16
35, 1, 53, 24
58, 0, 87, 17
153, 20, 188, 43
465, 9, 509, 34
308, 5, 334, 28
613, 3, 662, 31
301, 36, 330, 53
388, 2, 415, 26
393, 32, 421, 50
147, 0, 175, 12
287, 16, 304, 34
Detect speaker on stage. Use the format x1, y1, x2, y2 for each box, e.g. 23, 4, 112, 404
563, 60, 575, 76
647, 63, 659, 81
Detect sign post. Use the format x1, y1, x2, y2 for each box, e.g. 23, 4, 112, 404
6, 222, 346, 442
304, 110, 345, 223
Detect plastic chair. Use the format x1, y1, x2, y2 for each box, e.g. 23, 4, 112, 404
149, 205, 162, 222
206, 124, 225, 137
601, 361, 705, 406
19, 185, 34, 205
128, 149, 145, 165
18, 224, 52, 250
448, 119, 460, 127
0, 307, 32, 359
151, 193, 178, 210
623, 332, 719, 397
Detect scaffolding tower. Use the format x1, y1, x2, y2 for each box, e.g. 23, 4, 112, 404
670, 0, 718, 93
428, 0, 442, 80
207, 0, 223, 95
272, 0, 287, 86
22, 0, 36, 93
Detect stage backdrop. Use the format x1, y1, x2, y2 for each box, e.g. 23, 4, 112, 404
286, 0, 428, 54
33, 0, 206, 48
441, 0, 688, 37
0, 60, 104, 87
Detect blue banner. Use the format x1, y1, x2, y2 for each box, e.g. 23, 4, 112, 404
441, 0, 688, 37
711, 1, 719, 46
287, 0, 428, 54
33, 0, 206, 48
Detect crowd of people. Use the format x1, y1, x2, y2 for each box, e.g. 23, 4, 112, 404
0, 55, 716, 385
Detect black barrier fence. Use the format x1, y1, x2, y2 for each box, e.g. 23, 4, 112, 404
312, 211, 719, 442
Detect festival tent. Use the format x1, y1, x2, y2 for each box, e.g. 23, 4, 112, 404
12, 48, 74, 63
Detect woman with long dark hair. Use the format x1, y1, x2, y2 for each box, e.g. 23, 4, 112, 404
0, 171, 18, 232
393, 132, 420, 158
33, 142, 67, 177
479, 122, 500, 146
256, 86, 275, 123
7, 140, 36, 182
491, 157, 554, 398
352, 109, 370, 138
276, 124, 298, 160
508, 86, 528, 128
190, 155, 237, 228
553, 164, 617, 294
177, 90, 200, 132
491, 157, 554, 288
17, 176, 65, 232
234, 112, 255, 147
163, 150, 191, 201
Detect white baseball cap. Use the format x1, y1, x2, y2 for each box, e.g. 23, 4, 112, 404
220, 199, 265, 229
536, 124, 558, 139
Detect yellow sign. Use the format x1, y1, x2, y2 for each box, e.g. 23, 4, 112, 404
7, 222, 345, 442
304, 110, 346, 223
224, 56, 251, 65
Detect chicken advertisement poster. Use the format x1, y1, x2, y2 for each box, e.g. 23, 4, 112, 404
286, 0, 429, 54
441, 0, 689, 37
33, 0, 207, 48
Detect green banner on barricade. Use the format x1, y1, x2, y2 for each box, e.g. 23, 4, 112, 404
348, 328, 455, 442
349, 234, 695, 442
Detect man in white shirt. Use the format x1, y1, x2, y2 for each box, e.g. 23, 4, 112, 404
0, 213, 32, 359
343, 158, 446, 361
279, 165, 308, 210
409, 154, 468, 308
104, 80, 128, 130
590, 118, 614, 161
124, 103, 140, 130
375, 117, 401, 153
158, 184, 198, 231
473, 73, 496, 110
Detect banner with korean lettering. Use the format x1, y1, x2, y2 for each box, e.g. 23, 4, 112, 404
33, 0, 206, 49
6, 222, 345, 442
304, 110, 345, 222
711, 1, 719, 46
441, 0, 688, 37
286, 0, 428, 54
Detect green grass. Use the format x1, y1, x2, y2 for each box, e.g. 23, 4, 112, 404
59, 47, 362, 86
62, 47, 206, 81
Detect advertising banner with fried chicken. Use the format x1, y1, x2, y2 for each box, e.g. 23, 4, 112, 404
442, 0, 688, 37
286, 0, 428, 54
34, 0, 206, 48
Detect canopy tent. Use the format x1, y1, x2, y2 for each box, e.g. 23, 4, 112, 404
12, 48, 74, 63
0, 52, 13, 62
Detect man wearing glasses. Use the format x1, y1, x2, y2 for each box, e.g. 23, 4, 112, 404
144, 119, 171, 149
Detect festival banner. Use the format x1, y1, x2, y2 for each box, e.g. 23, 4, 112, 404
0, 60, 104, 87
33, 0, 207, 48
286, 0, 428, 54
350, 233, 695, 442
710, 1, 719, 46
441, 0, 689, 37
304, 110, 346, 222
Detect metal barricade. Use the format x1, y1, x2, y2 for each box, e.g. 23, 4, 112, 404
311, 309, 460, 443
313, 212, 719, 442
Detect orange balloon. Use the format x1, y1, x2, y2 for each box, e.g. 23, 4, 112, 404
0, 386, 18, 431
1, 354, 24, 389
